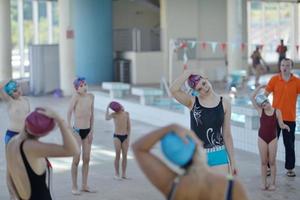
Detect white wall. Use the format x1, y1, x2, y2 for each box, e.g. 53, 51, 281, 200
122, 51, 164, 84
161, 0, 229, 82
113, 0, 160, 29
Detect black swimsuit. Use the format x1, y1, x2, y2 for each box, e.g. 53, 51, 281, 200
167, 176, 234, 200
73, 127, 91, 140
190, 96, 225, 148
113, 134, 128, 144
20, 141, 52, 200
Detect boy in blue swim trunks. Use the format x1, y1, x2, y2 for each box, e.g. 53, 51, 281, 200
0, 79, 30, 199
105, 101, 131, 180
67, 77, 95, 195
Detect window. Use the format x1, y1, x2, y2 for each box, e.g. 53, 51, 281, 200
11, 0, 59, 79
248, 1, 297, 63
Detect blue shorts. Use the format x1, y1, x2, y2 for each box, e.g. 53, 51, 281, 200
4, 130, 19, 145
206, 145, 229, 167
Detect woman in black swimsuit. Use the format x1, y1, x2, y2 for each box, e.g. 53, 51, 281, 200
6, 108, 79, 200
132, 124, 249, 200
170, 70, 237, 175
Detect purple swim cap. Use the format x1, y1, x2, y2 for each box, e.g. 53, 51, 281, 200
187, 74, 202, 89
25, 108, 55, 137
109, 101, 123, 112
73, 77, 86, 90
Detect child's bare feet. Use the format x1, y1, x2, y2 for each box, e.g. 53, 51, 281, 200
114, 175, 122, 180
268, 184, 276, 191
81, 186, 97, 193
72, 188, 81, 196
121, 176, 131, 180
261, 183, 269, 190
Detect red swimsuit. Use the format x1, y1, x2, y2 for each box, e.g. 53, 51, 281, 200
258, 109, 277, 144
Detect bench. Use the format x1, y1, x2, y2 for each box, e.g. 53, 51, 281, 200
102, 82, 130, 98
131, 87, 164, 105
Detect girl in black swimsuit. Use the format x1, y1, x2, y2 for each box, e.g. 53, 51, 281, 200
6, 108, 79, 200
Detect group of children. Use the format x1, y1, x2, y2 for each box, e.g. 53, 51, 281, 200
0, 72, 293, 198
1, 77, 131, 199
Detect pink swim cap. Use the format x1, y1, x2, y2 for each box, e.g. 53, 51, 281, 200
25, 108, 55, 137
109, 101, 123, 112
187, 74, 202, 89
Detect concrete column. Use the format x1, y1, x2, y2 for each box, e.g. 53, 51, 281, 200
59, 0, 75, 96
18, 0, 25, 78
227, 0, 248, 73
292, 4, 299, 59
0, 0, 12, 80
32, 0, 39, 44
47, 1, 53, 44
73, 0, 113, 84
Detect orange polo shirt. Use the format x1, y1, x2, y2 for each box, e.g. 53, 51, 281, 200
265, 74, 300, 121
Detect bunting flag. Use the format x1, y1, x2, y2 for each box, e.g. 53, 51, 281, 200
211, 42, 217, 53
241, 43, 246, 51
231, 43, 237, 51
221, 43, 227, 52
183, 51, 188, 64
183, 64, 188, 70
170, 39, 300, 58
179, 42, 187, 49
189, 41, 196, 49
201, 42, 207, 50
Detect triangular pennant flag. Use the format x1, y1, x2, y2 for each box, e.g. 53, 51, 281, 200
183, 64, 188, 70
221, 43, 227, 52
201, 42, 207, 50
180, 42, 187, 49
232, 43, 237, 51
189, 41, 196, 49
241, 43, 246, 51
296, 45, 299, 52
211, 42, 217, 53
183, 51, 188, 63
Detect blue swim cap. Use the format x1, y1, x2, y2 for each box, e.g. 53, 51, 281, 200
73, 77, 86, 90
161, 132, 196, 167
4, 80, 18, 96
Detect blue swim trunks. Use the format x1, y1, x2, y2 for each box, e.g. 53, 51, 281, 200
4, 130, 19, 145
206, 145, 229, 167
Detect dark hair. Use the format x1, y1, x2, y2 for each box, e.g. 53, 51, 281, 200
281, 58, 294, 68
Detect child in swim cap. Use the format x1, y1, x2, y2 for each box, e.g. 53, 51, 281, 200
106, 101, 131, 180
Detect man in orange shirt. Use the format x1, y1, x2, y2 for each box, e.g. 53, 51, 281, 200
265, 58, 300, 177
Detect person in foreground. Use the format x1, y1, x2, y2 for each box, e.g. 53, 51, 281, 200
132, 124, 249, 200
251, 85, 290, 190
6, 107, 79, 200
